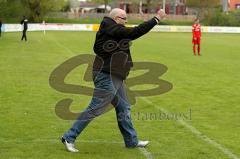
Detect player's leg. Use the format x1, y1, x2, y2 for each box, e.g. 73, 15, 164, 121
192, 38, 196, 55
193, 44, 196, 55
21, 31, 24, 41
111, 83, 138, 148
24, 30, 27, 41
197, 44, 200, 55
197, 38, 201, 55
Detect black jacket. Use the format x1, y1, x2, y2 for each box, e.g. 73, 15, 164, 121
20, 18, 28, 30
93, 16, 159, 80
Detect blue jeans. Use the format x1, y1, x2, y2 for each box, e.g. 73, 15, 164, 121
63, 71, 138, 147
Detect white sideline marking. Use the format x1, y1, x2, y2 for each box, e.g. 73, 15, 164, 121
140, 97, 240, 159
138, 147, 154, 159
49, 35, 76, 55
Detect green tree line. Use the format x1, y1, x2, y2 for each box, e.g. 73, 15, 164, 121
0, 0, 66, 22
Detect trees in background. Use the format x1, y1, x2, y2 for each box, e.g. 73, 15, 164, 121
0, 0, 66, 22
0, 0, 26, 19
91, 0, 113, 13
186, 0, 220, 19
185, 0, 240, 26
21, 0, 66, 21
1, 0, 240, 26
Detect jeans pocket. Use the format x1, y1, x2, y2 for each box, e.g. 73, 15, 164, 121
92, 71, 100, 81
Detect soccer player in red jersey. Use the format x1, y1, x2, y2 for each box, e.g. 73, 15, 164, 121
192, 18, 201, 56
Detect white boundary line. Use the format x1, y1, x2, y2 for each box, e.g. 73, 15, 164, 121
138, 147, 154, 159
140, 97, 239, 159
3, 24, 240, 34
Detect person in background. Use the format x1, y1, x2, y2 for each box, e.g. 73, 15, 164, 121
192, 18, 202, 56
20, 16, 28, 41
0, 19, 2, 37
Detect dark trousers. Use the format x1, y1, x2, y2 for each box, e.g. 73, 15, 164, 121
21, 30, 27, 41
63, 71, 138, 147
0, 28, 2, 37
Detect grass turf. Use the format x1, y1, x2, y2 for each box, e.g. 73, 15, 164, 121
0, 31, 240, 159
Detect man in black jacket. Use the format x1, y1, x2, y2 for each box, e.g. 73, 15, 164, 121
62, 8, 166, 152
0, 19, 2, 37
20, 16, 28, 41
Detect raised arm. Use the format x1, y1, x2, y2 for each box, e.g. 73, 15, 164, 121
106, 9, 166, 40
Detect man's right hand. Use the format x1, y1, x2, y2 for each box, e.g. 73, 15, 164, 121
156, 9, 167, 20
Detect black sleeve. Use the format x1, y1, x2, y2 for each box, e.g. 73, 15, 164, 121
106, 18, 158, 40
20, 20, 23, 24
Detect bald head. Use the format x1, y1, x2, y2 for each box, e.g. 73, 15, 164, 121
109, 8, 127, 25
109, 8, 126, 18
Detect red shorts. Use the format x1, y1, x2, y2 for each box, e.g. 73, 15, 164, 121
192, 37, 201, 44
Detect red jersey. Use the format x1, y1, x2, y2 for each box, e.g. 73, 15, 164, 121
192, 24, 201, 38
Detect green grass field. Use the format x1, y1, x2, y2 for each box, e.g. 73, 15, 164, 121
0, 31, 240, 159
